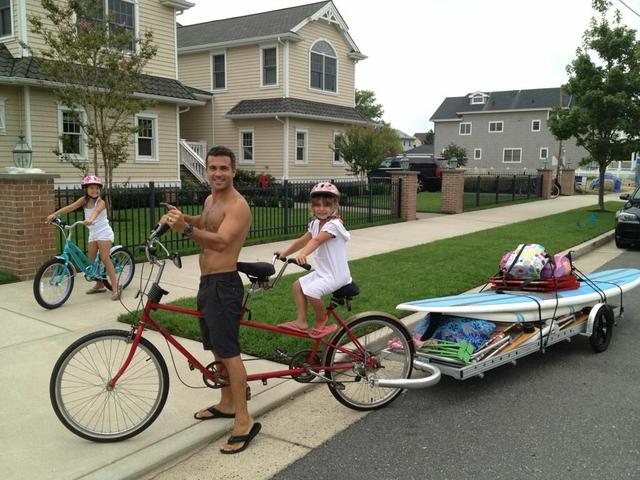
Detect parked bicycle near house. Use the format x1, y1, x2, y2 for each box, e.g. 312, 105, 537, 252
33, 217, 135, 309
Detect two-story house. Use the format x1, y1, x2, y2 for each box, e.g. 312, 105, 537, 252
176, 1, 367, 181
431, 88, 589, 172
394, 129, 416, 151
0, 0, 209, 186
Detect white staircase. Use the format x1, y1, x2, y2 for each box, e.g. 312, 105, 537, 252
179, 140, 207, 184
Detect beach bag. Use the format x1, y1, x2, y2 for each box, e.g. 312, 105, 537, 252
411, 314, 495, 351
499, 243, 549, 279
540, 254, 573, 279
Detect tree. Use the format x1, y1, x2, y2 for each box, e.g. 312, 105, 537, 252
442, 143, 467, 167
26, 0, 158, 210
334, 124, 402, 181
423, 129, 434, 145
355, 89, 384, 122
548, 0, 640, 210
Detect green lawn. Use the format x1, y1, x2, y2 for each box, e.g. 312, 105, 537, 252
0, 271, 19, 285
118, 201, 623, 362
417, 191, 545, 213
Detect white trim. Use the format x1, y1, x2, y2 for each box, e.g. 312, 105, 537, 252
238, 128, 255, 165
457, 107, 553, 115
159, 0, 195, 9
332, 130, 344, 165
225, 111, 367, 125
134, 112, 159, 163
502, 147, 522, 163
260, 43, 279, 88
283, 117, 289, 179
18, 0, 27, 56
295, 128, 308, 165
488, 120, 503, 133
57, 105, 87, 161
0, 0, 13, 41
539, 147, 548, 160
474, 148, 482, 160
175, 105, 180, 181
23, 85, 31, 145
0, 96, 6, 134
173, 12, 178, 78
211, 51, 227, 91
531, 119, 541, 132
459, 122, 471, 135
283, 39, 289, 97
308, 38, 338, 95
177, 32, 301, 54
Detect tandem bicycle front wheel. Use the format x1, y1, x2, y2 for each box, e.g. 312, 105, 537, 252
323, 314, 414, 411
50, 329, 169, 442
33, 258, 75, 309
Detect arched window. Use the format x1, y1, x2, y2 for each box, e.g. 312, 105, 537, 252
310, 40, 337, 92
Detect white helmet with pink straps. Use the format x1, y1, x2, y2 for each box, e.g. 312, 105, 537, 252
310, 181, 340, 198
81, 175, 103, 188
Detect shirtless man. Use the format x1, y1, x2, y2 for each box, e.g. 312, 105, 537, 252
162, 145, 258, 454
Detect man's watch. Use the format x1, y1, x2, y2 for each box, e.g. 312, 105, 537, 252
182, 225, 194, 238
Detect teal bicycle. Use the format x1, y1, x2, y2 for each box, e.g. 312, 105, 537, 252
33, 217, 135, 309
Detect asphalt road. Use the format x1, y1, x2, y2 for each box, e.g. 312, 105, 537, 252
273, 250, 640, 480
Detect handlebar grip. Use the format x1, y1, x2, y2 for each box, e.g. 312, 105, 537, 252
150, 222, 171, 240
286, 258, 312, 271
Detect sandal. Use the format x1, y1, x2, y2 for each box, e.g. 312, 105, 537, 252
279, 321, 308, 333
220, 422, 262, 455
86, 287, 106, 294
111, 292, 121, 301
309, 324, 337, 339
194, 405, 235, 421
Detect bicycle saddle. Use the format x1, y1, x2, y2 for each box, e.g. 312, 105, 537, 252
237, 262, 275, 282
332, 282, 360, 299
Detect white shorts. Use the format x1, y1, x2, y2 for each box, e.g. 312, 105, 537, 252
88, 230, 115, 243
299, 272, 349, 300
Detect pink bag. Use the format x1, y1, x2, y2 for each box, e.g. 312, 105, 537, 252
540, 254, 572, 279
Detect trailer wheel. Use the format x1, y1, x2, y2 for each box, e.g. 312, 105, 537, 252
590, 305, 614, 353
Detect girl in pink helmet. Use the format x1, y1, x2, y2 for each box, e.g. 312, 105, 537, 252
275, 182, 351, 338
46, 176, 120, 300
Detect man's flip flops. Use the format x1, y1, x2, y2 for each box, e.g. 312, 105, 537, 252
220, 422, 262, 454
86, 288, 106, 294
193, 406, 235, 421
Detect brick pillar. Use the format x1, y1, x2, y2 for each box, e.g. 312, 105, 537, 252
440, 168, 466, 214
559, 168, 575, 196
537, 168, 554, 199
390, 171, 418, 221
0, 173, 59, 280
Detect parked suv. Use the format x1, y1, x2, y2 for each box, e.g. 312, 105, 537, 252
615, 186, 640, 248
368, 157, 448, 192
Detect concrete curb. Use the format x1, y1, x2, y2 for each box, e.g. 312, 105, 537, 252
561, 229, 616, 259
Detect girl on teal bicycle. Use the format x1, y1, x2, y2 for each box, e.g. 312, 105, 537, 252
46, 175, 120, 300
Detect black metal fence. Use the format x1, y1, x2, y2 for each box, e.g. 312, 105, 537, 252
463, 174, 542, 209
53, 178, 400, 254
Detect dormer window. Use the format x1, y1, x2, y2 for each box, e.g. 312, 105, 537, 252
471, 95, 485, 105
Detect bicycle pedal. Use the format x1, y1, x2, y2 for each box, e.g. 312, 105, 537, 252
187, 361, 195, 371
273, 348, 290, 361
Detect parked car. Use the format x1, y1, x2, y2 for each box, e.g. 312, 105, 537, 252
368, 157, 448, 192
615, 187, 640, 248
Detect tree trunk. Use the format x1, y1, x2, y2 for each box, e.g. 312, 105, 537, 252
598, 162, 606, 211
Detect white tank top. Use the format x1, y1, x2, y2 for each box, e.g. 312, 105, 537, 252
83, 199, 111, 238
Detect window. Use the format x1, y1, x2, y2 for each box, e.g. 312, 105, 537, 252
310, 40, 337, 92
459, 122, 471, 135
532, 119, 541, 132
470, 95, 485, 105
0, 0, 11, 38
333, 131, 343, 164
489, 121, 503, 133
296, 129, 308, 164
108, 0, 135, 51
540, 147, 548, 160
58, 108, 86, 159
0, 97, 6, 134
474, 148, 482, 160
239, 129, 254, 164
212, 53, 226, 90
503, 148, 522, 163
261, 46, 277, 87
135, 114, 158, 161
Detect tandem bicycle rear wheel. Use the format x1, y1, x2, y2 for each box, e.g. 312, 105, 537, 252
50, 329, 169, 442
323, 314, 414, 411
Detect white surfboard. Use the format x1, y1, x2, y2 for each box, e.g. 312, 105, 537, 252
396, 268, 640, 323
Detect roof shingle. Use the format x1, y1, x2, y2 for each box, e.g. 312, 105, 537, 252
227, 97, 366, 123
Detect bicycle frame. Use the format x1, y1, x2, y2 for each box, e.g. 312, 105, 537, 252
53, 220, 103, 278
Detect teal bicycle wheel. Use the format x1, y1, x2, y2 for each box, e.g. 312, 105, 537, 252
102, 247, 135, 291
33, 258, 75, 309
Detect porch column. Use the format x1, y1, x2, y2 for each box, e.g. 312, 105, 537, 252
440, 168, 466, 214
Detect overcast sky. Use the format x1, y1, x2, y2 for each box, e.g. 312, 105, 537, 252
178, 0, 640, 137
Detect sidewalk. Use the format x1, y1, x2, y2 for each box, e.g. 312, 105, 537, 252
0, 194, 622, 480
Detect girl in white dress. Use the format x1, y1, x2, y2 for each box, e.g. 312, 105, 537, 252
46, 176, 120, 300
276, 182, 351, 338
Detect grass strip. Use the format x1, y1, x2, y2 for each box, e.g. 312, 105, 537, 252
118, 202, 622, 361
0, 271, 19, 285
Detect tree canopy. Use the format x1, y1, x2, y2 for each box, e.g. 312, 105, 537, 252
355, 89, 384, 122
442, 143, 468, 167
548, 0, 640, 210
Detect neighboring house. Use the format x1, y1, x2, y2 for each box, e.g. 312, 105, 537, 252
430, 88, 589, 172
385, 143, 434, 162
176, 1, 367, 181
394, 128, 415, 151
413, 132, 427, 146
0, 0, 208, 186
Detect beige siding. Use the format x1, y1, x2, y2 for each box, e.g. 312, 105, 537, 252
179, 103, 213, 148
25, 0, 66, 57
0, 0, 21, 56
24, 0, 176, 78
288, 119, 351, 179
0, 86, 22, 163
177, 51, 210, 90
288, 21, 355, 107
231, 119, 284, 178
25, 87, 179, 184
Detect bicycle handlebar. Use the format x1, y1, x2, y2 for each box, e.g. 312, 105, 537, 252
273, 253, 312, 271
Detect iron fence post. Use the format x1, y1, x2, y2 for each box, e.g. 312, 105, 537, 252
495, 175, 500, 204
475, 176, 480, 207
283, 180, 289, 235
527, 175, 532, 199
149, 181, 155, 230
368, 180, 373, 222
511, 175, 516, 201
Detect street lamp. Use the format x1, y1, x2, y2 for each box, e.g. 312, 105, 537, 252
12, 134, 33, 169
448, 156, 458, 169
542, 157, 550, 170
400, 153, 409, 170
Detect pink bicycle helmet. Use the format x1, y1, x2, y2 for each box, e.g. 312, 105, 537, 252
81, 175, 103, 188
310, 182, 340, 198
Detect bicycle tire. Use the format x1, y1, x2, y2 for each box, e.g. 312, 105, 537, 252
323, 314, 414, 411
50, 329, 169, 442
102, 247, 136, 291
550, 182, 560, 199
33, 258, 75, 309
